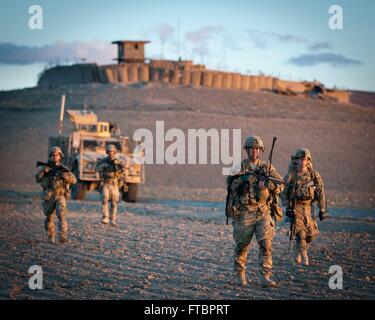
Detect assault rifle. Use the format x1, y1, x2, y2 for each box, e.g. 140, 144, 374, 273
36, 160, 70, 177
225, 136, 284, 225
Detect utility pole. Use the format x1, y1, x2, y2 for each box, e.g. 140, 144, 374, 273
58, 94, 65, 136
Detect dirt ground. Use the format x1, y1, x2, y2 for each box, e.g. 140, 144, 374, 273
0, 190, 374, 300
0, 83, 374, 299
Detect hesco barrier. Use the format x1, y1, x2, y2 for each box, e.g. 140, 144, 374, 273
241, 75, 250, 91
212, 72, 223, 89
139, 65, 150, 82
104, 67, 115, 83
150, 67, 160, 81
128, 64, 139, 83
117, 65, 128, 83
97, 67, 108, 83
202, 71, 213, 88
191, 71, 202, 87
222, 73, 232, 89
251, 76, 260, 90
180, 70, 191, 86
274, 79, 308, 93
264, 76, 274, 90
37, 63, 350, 101
161, 69, 170, 84
170, 69, 180, 85
232, 73, 241, 90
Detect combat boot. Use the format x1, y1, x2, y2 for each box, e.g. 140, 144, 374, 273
302, 250, 309, 266
101, 217, 110, 225
110, 220, 118, 227
260, 274, 278, 288
48, 235, 56, 244
59, 235, 68, 244
235, 272, 247, 287
295, 252, 302, 265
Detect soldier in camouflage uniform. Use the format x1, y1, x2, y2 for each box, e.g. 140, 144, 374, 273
226, 136, 284, 287
96, 144, 124, 226
283, 148, 328, 266
35, 146, 77, 243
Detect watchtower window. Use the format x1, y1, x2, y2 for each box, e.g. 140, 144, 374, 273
135, 44, 139, 50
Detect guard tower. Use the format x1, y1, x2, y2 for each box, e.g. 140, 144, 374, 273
112, 40, 150, 64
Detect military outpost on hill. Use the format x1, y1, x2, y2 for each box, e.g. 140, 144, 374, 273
38, 40, 350, 104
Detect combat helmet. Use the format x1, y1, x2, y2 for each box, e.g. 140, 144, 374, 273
106, 144, 117, 154
49, 146, 64, 158
243, 135, 265, 152
292, 148, 312, 161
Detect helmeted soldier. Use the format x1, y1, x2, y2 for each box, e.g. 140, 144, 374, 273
35, 146, 77, 243
226, 135, 284, 287
283, 148, 328, 266
96, 144, 124, 226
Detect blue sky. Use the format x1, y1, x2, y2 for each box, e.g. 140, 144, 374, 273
0, 0, 374, 91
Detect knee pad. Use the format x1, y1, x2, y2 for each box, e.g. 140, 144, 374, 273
306, 235, 316, 244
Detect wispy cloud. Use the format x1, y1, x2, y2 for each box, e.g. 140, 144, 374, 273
185, 25, 226, 56
288, 53, 362, 67
154, 23, 175, 43
245, 29, 307, 49
0, 40, 115, 65
245, 29, 335, 54
308, 41, 333, 52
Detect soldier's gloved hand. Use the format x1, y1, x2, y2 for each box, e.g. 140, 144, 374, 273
62, 172, 70, 181
105, 172, 115, 178
319, 210, 329, 221
258, 178, 266, 190
44, 166, 51, 173
264, 179, 276, 191
286, 207, 295, 219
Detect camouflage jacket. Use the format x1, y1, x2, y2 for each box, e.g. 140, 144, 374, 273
35, 163, 77, 198
283, 168, 327, 211
226, 159, 284, 216
95, 156, 124, 182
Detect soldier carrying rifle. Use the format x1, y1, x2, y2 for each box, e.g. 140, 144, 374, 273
226, 136, 284, 288
283, 148, 328, 266
35, 146, 77, 243
96, 144, 124, 226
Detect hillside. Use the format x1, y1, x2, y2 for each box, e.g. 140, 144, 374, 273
0, 82, 374, 207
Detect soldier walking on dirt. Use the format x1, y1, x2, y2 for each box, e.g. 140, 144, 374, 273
96, 144, 124, 226
35, 146, 77, 243
283, 148, 328, 266
226, 136, 284, 288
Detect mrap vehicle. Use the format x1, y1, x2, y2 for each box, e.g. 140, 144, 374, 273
49, 108, 145, 202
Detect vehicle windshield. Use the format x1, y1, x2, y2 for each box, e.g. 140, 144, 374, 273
83, 140, 122, 152
79, 124, 98, 132
83, 140, 98, 151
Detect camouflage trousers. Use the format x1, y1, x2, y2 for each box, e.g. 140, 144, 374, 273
42, 196, 68, 240
293, 202, 319, 253
233, 210, 276, 277
101, 181, 120, 222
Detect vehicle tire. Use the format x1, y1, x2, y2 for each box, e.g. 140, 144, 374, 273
122, 183, 138, 202
72, 182, 87, 200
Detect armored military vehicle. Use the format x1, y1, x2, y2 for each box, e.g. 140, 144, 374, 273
49, 108, 145, 202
